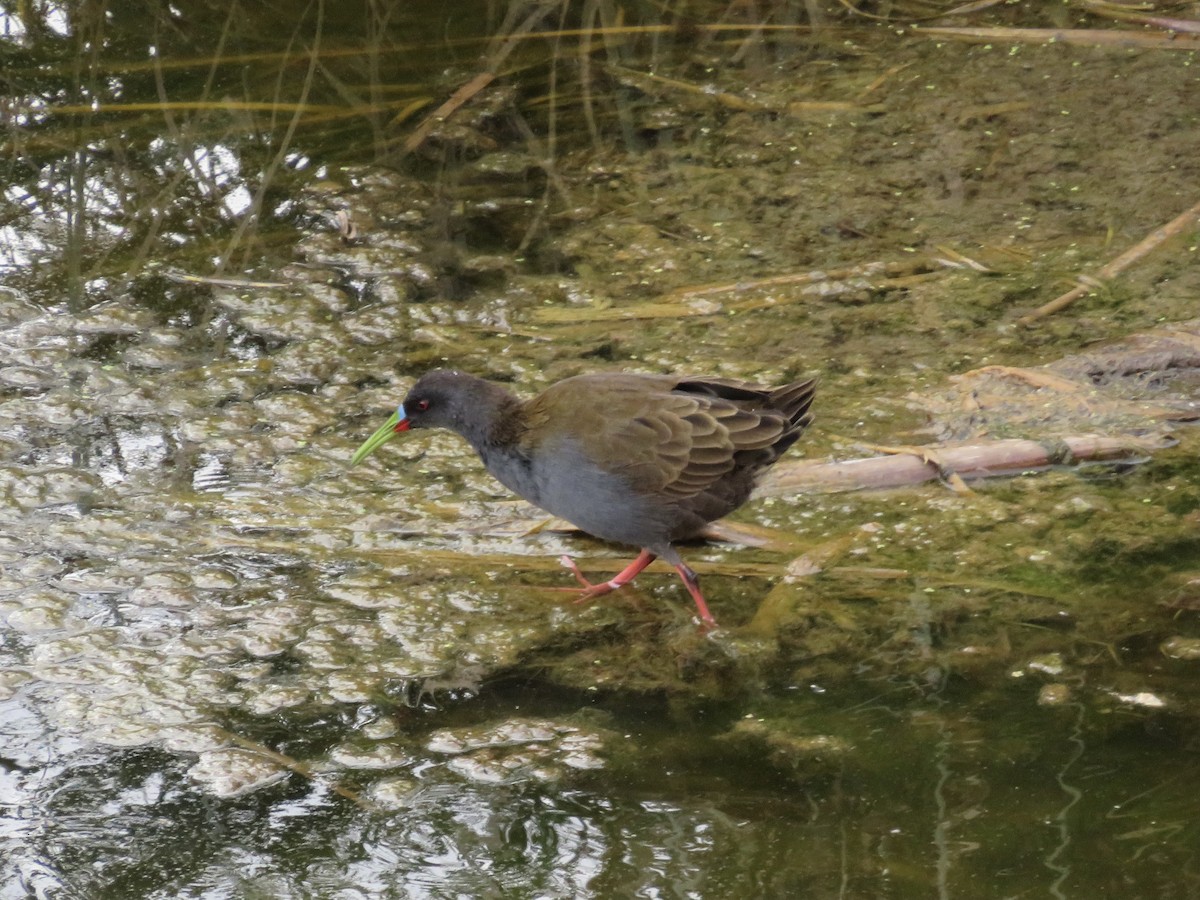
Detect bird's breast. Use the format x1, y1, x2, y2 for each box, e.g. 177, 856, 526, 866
477, 443, 541, 506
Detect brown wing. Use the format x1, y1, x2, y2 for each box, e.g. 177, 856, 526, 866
521, 374, 794, 501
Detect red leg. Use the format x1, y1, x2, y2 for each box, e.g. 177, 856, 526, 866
672, 563, 716, 628
559, 549, 657, 601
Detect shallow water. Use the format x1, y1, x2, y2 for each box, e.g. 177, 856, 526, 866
2, 2, 1199, 897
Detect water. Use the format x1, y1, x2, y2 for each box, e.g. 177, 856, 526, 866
2, 2, 1199, 897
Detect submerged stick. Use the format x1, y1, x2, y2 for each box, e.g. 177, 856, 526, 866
400, 72, 496, 154
399, 0, 552, 156
1019, 198, 1200, 325
758, 434, 1169, 496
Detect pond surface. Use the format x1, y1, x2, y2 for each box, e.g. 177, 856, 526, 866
2, 2, 1199, 897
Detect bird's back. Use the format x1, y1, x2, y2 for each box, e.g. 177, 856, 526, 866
514, 373, 816, 545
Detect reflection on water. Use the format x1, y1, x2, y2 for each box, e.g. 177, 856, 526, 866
6, 679, 1199, 898
2, 1, 1200, 897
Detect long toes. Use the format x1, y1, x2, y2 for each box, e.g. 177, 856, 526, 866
573, 583, 616, 604
559, 554, 594, 588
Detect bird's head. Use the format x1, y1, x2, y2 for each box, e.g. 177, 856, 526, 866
350, 370, 492, 466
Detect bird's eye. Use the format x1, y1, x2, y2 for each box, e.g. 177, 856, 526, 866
415, 399, 431, 411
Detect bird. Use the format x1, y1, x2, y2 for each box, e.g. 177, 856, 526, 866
350, 369, 816, 627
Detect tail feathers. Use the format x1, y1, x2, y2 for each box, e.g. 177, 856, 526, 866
769, 378, 817, 429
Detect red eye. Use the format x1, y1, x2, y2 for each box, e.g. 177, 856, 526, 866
416, 399, 431, 411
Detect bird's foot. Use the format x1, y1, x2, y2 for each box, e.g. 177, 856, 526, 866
558, 555, 621, 602
558, 554, 590, 586
556, 553, 718, 629
672, 563, 718, 630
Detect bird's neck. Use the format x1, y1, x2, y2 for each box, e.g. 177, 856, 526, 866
454, 381, 526, 455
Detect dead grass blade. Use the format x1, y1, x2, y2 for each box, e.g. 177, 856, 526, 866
663, 258, 943, 304
45, 100, 359, 116
1080, 1, 1200, 34
529, 256, 982, 324
165, 272, 291, 289
913, 25, 1200, 50
530, 299, 721, 323
605, 64, 882, 115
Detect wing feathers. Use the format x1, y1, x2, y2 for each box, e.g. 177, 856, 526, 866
523, 373, 815, 503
